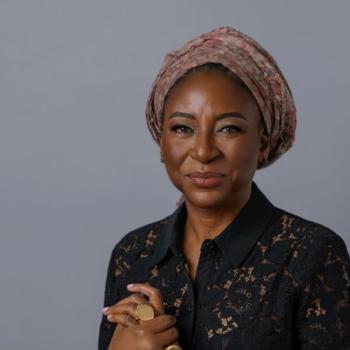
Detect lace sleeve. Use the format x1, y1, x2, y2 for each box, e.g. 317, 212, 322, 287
296, 233, 350, 349
98, 247, 120, 350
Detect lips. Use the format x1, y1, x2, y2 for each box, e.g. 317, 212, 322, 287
188, 172, 223, 178
187, 172, 224, 188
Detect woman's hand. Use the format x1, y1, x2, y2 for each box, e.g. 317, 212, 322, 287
108, 315, 179, 350
104, 283, 181, 349
102, 282, 165, 327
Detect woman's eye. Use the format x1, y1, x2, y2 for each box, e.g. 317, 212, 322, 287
219, 125, 242, 133
171, 125, 193, 134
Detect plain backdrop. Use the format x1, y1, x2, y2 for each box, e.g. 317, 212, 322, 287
1, 1, 349, 349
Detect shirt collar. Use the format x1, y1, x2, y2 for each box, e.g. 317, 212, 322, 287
145, 181, 276, 269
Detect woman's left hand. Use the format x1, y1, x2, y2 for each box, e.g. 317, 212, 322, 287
102, 282, 165, 326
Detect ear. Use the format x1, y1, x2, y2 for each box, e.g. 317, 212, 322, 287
258, 128, 270, 163
159, 136, 164, 161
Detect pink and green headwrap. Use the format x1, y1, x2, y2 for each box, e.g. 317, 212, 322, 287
145, 26, 296, 169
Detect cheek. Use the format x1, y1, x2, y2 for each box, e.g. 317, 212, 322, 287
164, 141, 187, 165
162, 138, 189, 178
162, 142, 189, 193
222, 137, 260, 172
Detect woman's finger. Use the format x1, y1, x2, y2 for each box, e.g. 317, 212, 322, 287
127, 282, 165, 315
155, 327, 180, 347
103, 293, 148, 316
105, 313, 139, 326
142, 314, 176, 333
115, 293, 148, 306
103, 302, 138, 321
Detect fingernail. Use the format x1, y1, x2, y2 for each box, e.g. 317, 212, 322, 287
107, 315, 113, 321
102, 307, 109, 314
127, 283, 135, 288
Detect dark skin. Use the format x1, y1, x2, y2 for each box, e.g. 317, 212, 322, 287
160, 69, 269, 279
103, 68, 269, 348
104, 283, 180, 350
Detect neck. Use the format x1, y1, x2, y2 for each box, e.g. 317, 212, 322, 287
183, 184, 252, 244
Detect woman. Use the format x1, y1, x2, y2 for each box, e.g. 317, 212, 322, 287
98, 27, 350, 349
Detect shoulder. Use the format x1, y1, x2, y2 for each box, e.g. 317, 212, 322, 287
272, 207, 347, 247
268, 207, 350, 276
107, 215, 170, 278
115, 218, 167, 250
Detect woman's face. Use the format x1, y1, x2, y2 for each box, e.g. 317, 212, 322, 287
160, 69, 269, 209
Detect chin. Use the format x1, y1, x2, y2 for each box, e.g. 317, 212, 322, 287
183, 191, 230, 209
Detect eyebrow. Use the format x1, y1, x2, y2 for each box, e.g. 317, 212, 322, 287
168, 111, 247, 121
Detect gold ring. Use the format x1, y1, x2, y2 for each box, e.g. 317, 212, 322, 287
165, 345, 183, 350
135, 303, 155, 321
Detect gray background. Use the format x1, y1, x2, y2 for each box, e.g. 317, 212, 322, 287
1, 0, 349, 349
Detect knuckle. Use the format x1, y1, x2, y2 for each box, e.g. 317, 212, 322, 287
127, 302, 137, 314
164, 315, 175, 324
115, 297, 128, 306
143, 338, 156, 350
128, 295, 137, 304
150, 287, 160, 296
170, 327, 179, 339
167, 314, 176, 322
135, 328, 146, 337
131, 294, 145, 303
123, 314, 130, 324
124, 314, 136, 326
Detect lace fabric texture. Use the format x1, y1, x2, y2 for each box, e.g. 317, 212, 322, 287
98, 187, 350, 350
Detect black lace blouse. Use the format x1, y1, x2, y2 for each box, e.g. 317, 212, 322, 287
98, 182, 350, 349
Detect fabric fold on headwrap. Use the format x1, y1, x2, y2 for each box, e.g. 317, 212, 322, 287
145, 26, 296, 168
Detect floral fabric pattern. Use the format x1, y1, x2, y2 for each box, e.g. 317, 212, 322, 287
98, 183, 350, 349
145, 26, 297, 169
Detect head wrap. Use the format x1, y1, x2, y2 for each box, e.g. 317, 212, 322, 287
145, 26, 296, 168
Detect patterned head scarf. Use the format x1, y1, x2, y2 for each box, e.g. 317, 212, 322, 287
145, 26, 296, 169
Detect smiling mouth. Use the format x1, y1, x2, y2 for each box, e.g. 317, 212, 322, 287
187, 172, 224, 178
186, 173, 224, 188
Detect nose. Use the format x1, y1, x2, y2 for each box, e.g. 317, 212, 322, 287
189, 129, 220, 164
